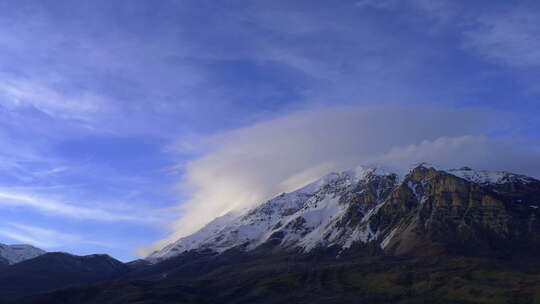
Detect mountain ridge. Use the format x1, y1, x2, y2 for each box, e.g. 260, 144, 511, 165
148, 165, 540, 262
0, 251, 129, 302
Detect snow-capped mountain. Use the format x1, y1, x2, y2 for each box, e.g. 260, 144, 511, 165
149, 167, 399, 261
0, 243, 46, 265
148, 165, 540, 262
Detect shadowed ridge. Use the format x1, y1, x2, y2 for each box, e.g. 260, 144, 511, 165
0, 252, 129, 302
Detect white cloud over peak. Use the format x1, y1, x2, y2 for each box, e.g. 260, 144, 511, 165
139, 105, 540, 255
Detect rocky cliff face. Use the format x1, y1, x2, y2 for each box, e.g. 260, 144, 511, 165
149, 165, 540, 261
376, 166, 540, 256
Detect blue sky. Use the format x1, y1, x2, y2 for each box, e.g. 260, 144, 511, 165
0, 0, 539, 261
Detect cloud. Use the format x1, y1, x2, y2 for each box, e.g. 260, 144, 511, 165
0, 222, 111, 249
462, 8, 540, 68
374, 135, 540, 174
0, 223, 78, 248
0, 189, 157, 222
139, 105, 540, 255
363, 1, 540, 69
0, 75, 110, 121
0, 230, 52, 249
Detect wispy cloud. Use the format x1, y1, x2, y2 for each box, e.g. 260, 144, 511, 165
0, 75, 110, 121
0, 189, 157, 222
463, 8, 540, 68
0, 222, 112, 249
354, 1, 540, 69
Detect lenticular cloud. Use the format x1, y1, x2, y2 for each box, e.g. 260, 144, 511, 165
139, 105, 540, 255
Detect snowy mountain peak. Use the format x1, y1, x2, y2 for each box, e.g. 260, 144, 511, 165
289, 166, 395, 195
0, 243, 46, 265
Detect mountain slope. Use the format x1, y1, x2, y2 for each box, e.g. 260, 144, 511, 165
148, 167, 400, 261
149, 165, 540, 262
0, 244, 45, 265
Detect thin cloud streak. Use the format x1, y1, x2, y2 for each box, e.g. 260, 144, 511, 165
0, 230, 50, 249
0, 75, 110, 121
0, 222, 114, 249
0, 190, 156, 222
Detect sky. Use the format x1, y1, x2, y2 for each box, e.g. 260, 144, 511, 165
0, 0, 539, 261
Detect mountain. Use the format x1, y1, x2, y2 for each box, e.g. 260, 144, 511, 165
372, 166, 540, 256
0, 252, 129, 302
0, 244, 45, 265
148, 165, 540, 261
148, 167, 400, 261
9, 164, 540, 304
